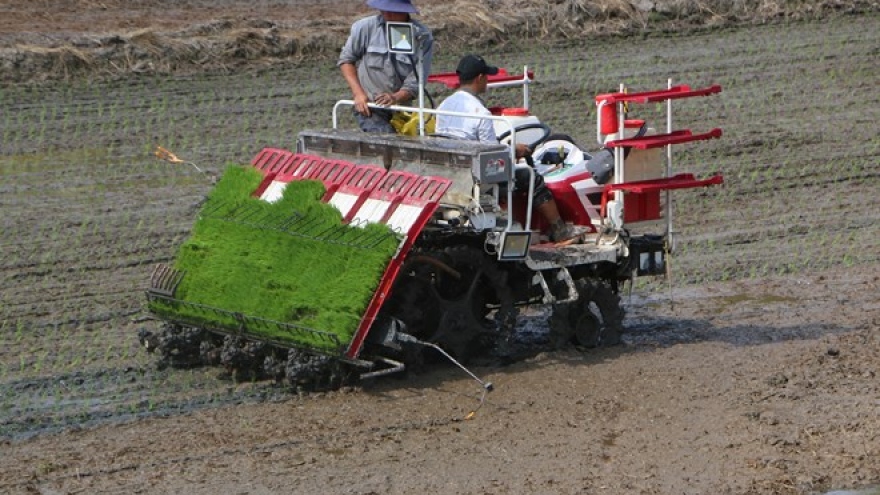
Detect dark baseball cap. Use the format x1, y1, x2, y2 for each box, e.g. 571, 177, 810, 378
456, 54, 499, 81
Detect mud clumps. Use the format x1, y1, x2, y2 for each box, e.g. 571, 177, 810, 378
139, 323, 353, 393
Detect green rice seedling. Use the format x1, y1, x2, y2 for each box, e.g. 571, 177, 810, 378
149, 165, 400, 352
104, 344, 115, 363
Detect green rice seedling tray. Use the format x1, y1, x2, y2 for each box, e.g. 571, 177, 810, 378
148, 165, 400, 353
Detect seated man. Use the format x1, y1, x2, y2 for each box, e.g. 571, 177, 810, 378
435, 54, 575, 242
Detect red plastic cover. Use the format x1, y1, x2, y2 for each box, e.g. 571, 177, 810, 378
606, 173, 724, 194
599, 84, 722, 104
427, 69, 535, 89
607, 128, 723, 149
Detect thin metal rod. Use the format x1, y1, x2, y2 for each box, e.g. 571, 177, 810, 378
397, 333, 493, 391
427, 341, 494, 391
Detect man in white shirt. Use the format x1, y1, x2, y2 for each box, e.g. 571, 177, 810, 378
436, 55, 574, 243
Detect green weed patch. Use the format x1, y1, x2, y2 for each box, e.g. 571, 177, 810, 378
149, 165, 401, 352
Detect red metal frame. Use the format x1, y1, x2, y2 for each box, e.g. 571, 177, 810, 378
600, 173, 724, 221
276, 153, 312, 178
250, 151, 329, 198
596, 82, 725, 223
400, 175, 450, 208
250, 147, 293, 172
345, 175, 452, 359
294, 156, 328, 180
599, 84, 722, 104
357, 170, 421, 224
606, 128, 723, 150
332, 166, 388, 222
311, 160, 356, 199
427, 68, 535, 89
251, 172, 278, 198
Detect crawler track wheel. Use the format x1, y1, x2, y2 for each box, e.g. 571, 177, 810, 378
550, 279, 624, 349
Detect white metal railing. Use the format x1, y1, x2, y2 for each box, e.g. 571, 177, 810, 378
484, 66, 532, 110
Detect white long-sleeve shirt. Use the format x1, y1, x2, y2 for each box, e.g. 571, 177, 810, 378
435, 90, 497, 143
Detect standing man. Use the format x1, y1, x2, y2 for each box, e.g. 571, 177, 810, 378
338, 0, 433, 133
436, 54, 576, 243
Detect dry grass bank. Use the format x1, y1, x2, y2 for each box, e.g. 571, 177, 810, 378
0, 0, 875, 82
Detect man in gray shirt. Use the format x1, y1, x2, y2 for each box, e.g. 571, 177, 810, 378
338, 0, 433, 133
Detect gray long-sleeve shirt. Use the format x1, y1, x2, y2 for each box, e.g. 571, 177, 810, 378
337, 14, 433, 100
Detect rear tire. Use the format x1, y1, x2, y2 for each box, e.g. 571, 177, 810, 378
380, 246, 516, 362
550, 279, 624, 349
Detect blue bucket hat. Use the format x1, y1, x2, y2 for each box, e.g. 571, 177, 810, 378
366, 0, 419, 14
